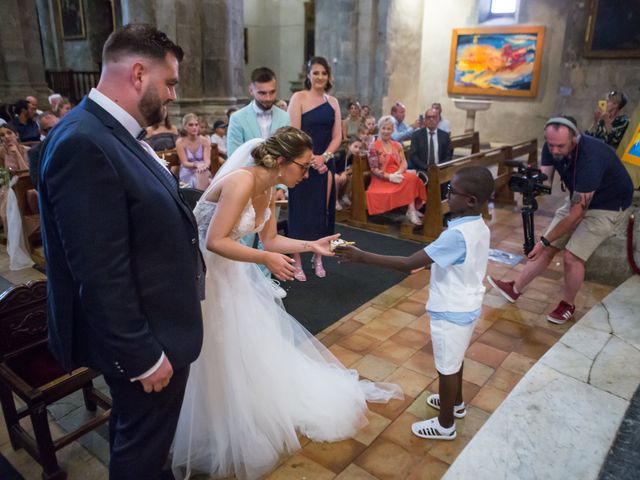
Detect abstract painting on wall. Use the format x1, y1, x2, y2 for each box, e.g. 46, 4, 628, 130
447, 26, 545, 98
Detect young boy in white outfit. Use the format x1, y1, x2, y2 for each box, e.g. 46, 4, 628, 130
336, 165, 494, 440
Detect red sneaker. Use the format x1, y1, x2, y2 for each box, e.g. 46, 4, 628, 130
487, 276, 521, 303
547, 301, 576, 325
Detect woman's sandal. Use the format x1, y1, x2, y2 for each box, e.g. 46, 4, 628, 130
426, 394, 466, 418
292, 261, 307, 282
411, 417, 457, 440
311, 254, 326, 278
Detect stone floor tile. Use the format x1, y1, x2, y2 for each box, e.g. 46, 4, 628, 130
590, 335, 640, 400
560, 323, 610, 359
354, 437, 419, 480
352, 355, 398, 382
302, 438, 367, 474
353, 410, 392, 446
407, 453, 451, 480
388, 327, 430, 350
334, 319, 367, 337
486, 367, 523, 392
337, 332, 382, 354
408, 288, 428, 304
384, 366, 433, 397
367, 395, 416, 421
394, 299, 427, 317
482, 292, 511, 309
329, 344, 364, 368
356, 318, 403, 342
266, 453, 336, 480
352, 306, 384, 325
428, 406, 490, 465
406, 313, 429, 333
476, 328, 519, 352
500, 351, 537, 375
398, 269, 430, 290
539, 342, 592, 383
373, 308, 418, 328
371, 339, 418, 366
473, 316, 496, 335
513, 336, 552, 360
379, 411, 430, 456
465, 342, 509, 368
402, 350, 438, 378
469, 385, 509, 413
517, 296, 552, 315
490, 318, 531, 338
334, 463, 380, 479
320, 331, 345, 347
370, 285, 413, 308
461, 359, 495, 387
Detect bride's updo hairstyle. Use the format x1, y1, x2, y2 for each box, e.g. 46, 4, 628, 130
251, 126, 313, 169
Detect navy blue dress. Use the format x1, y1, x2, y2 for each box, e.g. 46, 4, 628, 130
288, 101, 336, 240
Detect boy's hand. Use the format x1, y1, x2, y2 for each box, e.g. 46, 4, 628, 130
335, 245, 365, 264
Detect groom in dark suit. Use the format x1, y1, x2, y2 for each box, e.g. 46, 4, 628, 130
39, 24, 205, 479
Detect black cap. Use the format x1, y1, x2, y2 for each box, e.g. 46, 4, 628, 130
213, 120, 228, 129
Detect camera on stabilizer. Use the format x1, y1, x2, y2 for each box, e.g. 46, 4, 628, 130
505, 161, 551, 197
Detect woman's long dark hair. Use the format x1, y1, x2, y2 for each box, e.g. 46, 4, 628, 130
304, 56, 333, 91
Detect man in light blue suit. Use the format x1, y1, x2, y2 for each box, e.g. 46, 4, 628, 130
227, 67, 290, 155
227, 67, 291, 298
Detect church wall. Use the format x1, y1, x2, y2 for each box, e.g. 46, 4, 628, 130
244, 0, 305, 101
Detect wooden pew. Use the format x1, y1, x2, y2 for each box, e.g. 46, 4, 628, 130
450, 131, 480, 157
343, 154, 390, 233
157, 144, 221, 180
8, 170, 44, 266
400, 146, 517, 243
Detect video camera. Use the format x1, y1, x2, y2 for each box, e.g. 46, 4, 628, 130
505, 161, 552, 255
506, 161, 552, 197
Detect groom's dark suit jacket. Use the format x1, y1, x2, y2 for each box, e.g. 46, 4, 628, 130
408, 127, 452, 170
39, 97, 205, 378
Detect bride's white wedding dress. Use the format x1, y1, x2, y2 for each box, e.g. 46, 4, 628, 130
171, 155, 402, 480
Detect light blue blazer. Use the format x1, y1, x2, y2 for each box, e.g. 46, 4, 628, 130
227, 102, 291, 156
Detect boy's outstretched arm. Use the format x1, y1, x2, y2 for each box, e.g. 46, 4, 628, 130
335, 246, 432, 272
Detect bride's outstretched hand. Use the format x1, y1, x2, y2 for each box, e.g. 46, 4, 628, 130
265, 252, 296, 281
312, 233, 341, 257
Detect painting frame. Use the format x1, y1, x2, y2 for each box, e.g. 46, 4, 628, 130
584, 0, 640, 59
447, 25, 545, 98
56, 0, 86, 41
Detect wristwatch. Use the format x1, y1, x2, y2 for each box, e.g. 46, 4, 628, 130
540, 236, 551, 247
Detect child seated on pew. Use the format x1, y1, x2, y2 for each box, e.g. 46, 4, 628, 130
336, 166, 495, 440
335, 137, 362, 211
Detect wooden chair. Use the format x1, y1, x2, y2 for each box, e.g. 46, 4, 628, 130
8, 170, 44, 266
0, 280, 111, 480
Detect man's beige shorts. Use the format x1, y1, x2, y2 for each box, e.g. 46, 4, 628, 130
545, 198, 630, 261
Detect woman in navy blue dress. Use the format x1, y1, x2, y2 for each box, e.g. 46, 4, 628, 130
287, 57, 342, 281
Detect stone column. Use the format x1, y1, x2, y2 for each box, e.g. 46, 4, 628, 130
168, 0, 246, 124
35, 0, 65, 70
0, 0, 51, 103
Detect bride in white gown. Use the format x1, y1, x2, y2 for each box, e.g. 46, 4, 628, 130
171, 127, 403, 480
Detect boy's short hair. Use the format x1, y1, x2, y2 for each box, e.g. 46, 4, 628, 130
102, 23, 184, 64
456, 166, 494, 204
251, 67, 276, 84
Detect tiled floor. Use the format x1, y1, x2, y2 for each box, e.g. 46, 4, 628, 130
0, 190, 615, 479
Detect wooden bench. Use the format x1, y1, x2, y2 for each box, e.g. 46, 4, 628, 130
343, 154, 390, 233
450, 131, 481, 157
400, 139, 537, 243
157, 144, 221, 180
8, 170, 44, 266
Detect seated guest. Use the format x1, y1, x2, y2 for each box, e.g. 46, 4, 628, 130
48, 93, 63, 112
146, 111, 179, 151
361, 105, 371, 118
26, 96, 43, 116
0, 124, 32, 235
0, 103, 12, 126
209, 119, 228, 160
432, 102, 451, 134
53, 98, 72, 118
10, 99, 39, 143
342, 101, 361, 140
585, 90, 629, 149
361, 115, 377, 147
390, 101, 420, 142
409, 107, 452, 171
367, 116, 426, 225
28, 112, 59, 190
358, 124, 374, 151
176, 113, 212, 190
336, 137, 361, 211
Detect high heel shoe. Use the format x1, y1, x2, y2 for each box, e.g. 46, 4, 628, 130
293, 259, 307, 282
311, 254, 326, 278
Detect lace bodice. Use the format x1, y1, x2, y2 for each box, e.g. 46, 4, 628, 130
194, 198, 272, 245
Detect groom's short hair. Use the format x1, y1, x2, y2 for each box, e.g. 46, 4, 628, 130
102, 23, 184, 64
251, 67, 277, 84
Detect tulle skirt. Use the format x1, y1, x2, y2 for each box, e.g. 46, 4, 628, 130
171, 249, 403, 480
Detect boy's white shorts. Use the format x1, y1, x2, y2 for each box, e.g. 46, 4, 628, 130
430, 318, 475, 375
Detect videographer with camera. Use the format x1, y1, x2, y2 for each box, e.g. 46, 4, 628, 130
489, 116, 634, 324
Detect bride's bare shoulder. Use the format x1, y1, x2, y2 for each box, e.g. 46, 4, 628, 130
204, 169, 254, 202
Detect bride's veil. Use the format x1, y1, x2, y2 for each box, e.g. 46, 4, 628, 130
196, 137, 264, 206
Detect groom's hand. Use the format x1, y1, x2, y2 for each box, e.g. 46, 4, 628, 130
140, 356, 174, 393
